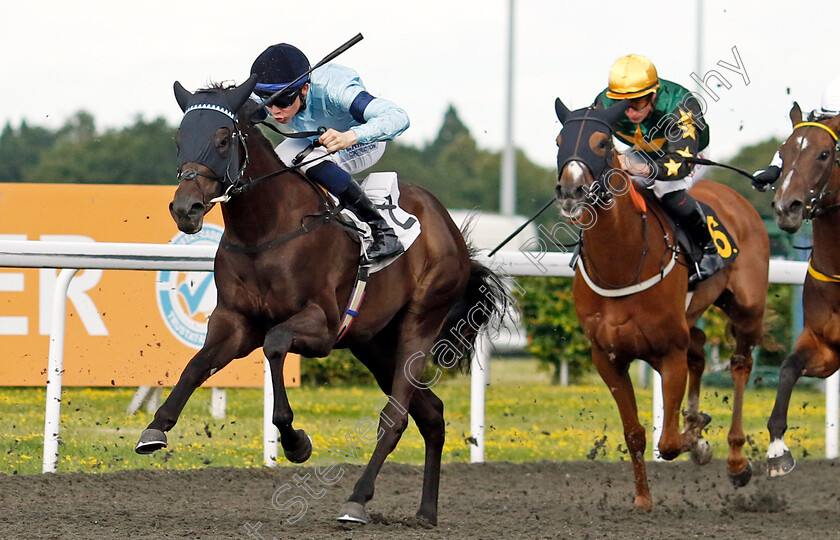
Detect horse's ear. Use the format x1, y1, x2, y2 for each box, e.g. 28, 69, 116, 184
789, 101, 803, 126
174, 81, 192, 112
228, 74, 259, 111
555, 98, 571, 123
826, 114, 840, 136
238, 99, 264, 125
603, 99, 631, 127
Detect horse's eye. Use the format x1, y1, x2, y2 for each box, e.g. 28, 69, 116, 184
818, 150, 830, 161
599, 140, 607, 149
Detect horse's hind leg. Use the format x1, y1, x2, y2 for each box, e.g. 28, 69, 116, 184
725, 326, 757, 487
683, 327, 712, 463
340, 314, 448, 525
409, 388, 445, 523
136, 314, 251, 453
592, 349, 652, 511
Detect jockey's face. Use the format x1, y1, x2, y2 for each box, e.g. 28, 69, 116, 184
624, 93, 655, 124
267, 83, 309, 124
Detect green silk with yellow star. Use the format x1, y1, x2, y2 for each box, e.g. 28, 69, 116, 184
595, 79, 710, 180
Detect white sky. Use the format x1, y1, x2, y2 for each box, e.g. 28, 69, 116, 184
3, 0, 838, 169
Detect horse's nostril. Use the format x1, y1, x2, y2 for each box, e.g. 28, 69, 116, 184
190, 202, 206, 215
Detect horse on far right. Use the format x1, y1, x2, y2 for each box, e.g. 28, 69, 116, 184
767, 102, 840, 477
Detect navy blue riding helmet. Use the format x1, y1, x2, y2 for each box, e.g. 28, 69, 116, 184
250, 43, 310, 108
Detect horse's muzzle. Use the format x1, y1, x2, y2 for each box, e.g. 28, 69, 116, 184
772, 198, 805, 234
169, 200, 206, 234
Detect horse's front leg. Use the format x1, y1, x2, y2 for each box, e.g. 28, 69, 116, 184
592, 349, 651, 511
767, 329, 838, 477
682, 327, 712, 463
136, 311, 256, 453
655, 348, 689, 462
264, 304, 334, 464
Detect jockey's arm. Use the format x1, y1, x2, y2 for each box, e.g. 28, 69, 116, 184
645, 96, 705, 181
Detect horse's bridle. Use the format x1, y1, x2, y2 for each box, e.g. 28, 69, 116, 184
790, 121, 840, 219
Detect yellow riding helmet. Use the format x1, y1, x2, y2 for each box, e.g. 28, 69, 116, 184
605, 54, 660, 100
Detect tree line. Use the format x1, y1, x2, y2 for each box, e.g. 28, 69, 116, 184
0, 107, 790, 383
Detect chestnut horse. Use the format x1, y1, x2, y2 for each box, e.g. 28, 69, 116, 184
553, 99, 769, 510
133, 75, 509, 526
766, 103, 840, 477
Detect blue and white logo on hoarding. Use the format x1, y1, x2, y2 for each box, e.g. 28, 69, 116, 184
156, 225, 222, 349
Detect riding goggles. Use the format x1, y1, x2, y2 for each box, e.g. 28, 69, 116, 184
256, 89, 299, 109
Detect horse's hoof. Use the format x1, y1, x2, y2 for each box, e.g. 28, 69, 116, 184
690, 438, 713, 465
336, 501, 368, 524
135, 429, 167, 455
729, 461, 753, 488
633, 495, 653, 512
767, 450, 796, 478
414, 510, 438, 527
283, 432, 313, 464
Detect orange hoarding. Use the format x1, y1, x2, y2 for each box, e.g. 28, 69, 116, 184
0, 183, 299, 387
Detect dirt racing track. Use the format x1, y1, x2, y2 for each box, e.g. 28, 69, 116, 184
1, 458, 838, 539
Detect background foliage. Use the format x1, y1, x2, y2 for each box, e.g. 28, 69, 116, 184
0, 107, 801, 383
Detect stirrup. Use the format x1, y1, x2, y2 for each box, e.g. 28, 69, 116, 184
690, 248, 725, 284
363, 227, 403, 262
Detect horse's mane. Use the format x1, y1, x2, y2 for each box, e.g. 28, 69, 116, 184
196, 81, 235, 91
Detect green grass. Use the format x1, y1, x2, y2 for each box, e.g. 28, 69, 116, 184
0, 359, 831, 475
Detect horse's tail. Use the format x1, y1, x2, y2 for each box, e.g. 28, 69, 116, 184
433, 246, 511, 373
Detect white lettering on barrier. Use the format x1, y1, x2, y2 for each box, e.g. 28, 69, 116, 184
38, 236, 107, 336
0, 234, 27, 335
0, 235, 107, 337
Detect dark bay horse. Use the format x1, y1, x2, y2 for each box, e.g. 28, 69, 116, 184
766, 103, 840, 477
134, 75, 509, 526
553, 99, 769, 510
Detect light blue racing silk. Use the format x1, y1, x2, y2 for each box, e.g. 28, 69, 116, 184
280, 64, 409, 144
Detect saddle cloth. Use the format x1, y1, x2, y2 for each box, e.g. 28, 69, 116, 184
638, 187, 739, 285
332, 172, 422, 274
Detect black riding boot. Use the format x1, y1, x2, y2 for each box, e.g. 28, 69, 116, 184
339, 180, 404, 262
659, 190, 725, 283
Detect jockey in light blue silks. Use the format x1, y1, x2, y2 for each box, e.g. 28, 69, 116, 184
250, 43, 409, 262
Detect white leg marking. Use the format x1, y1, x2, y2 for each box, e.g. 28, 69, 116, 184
767, 438, 790, 459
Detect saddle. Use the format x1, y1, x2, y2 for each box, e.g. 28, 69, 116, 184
329, 172, 422, 274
